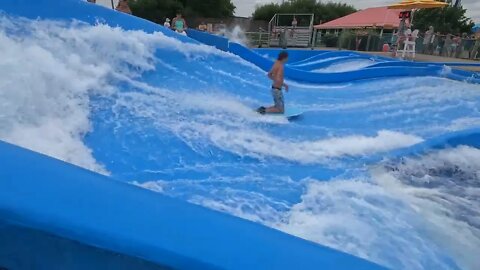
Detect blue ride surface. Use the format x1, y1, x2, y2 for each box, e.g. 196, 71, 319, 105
0, 140, 383, 270
0, 0, 381, 269
1, 0, 480, 270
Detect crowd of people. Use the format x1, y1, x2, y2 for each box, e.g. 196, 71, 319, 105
393, 23, 480, 60
419, 27, 480, 59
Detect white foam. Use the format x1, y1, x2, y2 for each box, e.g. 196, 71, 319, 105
322, 77, 480, 124
217, 25, 249, 45
195, 129, 422, 163
446, 117, 480, 131
276, 178, 454, 270
374, 146, 480, 270
150, 174, 454, 270
115, 88, 423, 163
293, 56, 346, 67
0, 16, 243, 173
313, 59, 375, 73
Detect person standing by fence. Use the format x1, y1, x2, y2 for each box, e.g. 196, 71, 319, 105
471, 33, 480, 60
422, 26, 434, 54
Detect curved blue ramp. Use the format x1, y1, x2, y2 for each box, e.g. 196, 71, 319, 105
0, 141, 385, 270
1, 0, 479, 269
187, 30, 479, 84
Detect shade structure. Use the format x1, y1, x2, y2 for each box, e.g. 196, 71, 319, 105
314, 7, 401, 30
388, 0, 448, 10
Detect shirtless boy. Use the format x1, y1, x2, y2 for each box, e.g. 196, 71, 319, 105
257, 51, 289, 114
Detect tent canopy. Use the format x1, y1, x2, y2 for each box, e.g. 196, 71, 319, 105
388, 0, 448, 10
314, 7, 401, 30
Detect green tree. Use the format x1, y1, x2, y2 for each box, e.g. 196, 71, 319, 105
184, 0, 235, 18
252, 0, 356, 24
414, 5, 474, 34
130, 0, 235, 24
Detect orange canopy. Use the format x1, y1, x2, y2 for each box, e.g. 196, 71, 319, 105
314, 7, 401, 30
388, 0, 448, 10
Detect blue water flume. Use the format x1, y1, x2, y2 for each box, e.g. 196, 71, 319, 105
0, 0, 479, 269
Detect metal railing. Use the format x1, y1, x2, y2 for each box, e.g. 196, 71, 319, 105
415, 36, 480, 60
316, 32, 480, 60
245, 32, 269, 48
267, 13, 314, 48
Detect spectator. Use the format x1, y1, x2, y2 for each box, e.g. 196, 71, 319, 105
471, 33, 480, 60
422, 26, 434, 54
172, 11, 188, 35
444, 34, 453, 57
116, 0, 132, 15
291, 17, 298, 29
452, 34, 461, 57
432, 32, 441, 56
198, 22, 208, 32
382, 43, 390, 52
458, 33, 471, 58
164, 18, 171, 28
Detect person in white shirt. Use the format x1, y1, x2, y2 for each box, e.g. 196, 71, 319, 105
164, 18, 171, 29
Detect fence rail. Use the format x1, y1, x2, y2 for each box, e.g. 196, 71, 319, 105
316, 32, 480, 60
245, 32, 269, 47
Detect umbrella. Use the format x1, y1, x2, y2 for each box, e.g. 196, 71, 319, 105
388, 0, 448, 10
388, 0, 448, 26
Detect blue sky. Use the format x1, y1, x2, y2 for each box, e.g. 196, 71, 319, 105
233, 0, 479, 22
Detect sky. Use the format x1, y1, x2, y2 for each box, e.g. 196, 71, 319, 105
232, 0, 480, 22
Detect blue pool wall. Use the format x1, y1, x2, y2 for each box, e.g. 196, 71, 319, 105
0, 140, 386, 270
0, 0, 387, 269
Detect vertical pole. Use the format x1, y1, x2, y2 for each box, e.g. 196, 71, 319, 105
311, 29, 317, 49
111, 0, 115, 9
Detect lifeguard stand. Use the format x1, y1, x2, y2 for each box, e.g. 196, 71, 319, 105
268, 13, 314, 48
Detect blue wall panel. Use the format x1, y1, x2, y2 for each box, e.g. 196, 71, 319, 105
0, 140, 386, 270
187, 29, 230, 51
0, 0, 388, 269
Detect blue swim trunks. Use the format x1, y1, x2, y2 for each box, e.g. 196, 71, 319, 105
271, 86, 284, 111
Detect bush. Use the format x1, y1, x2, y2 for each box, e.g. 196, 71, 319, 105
253, 0, 356, 24
322, 34, 338, 48
338, 30, 355, 50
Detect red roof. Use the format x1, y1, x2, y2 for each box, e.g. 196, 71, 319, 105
315, 7, 401, 29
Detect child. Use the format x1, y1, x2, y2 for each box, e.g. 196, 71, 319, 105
257, 51, 289, 114
164, 18, 171, 28
172, 11, 188, 34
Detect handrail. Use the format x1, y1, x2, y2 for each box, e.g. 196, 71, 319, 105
267, 14, 278, 47
267, 13, 315, 48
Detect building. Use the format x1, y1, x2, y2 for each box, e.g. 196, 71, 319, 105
315, 6, 401, 35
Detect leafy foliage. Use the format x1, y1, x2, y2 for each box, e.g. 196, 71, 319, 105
252, 0, 356, 24
129, 0, 235, 23
414, 5, 474, 34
